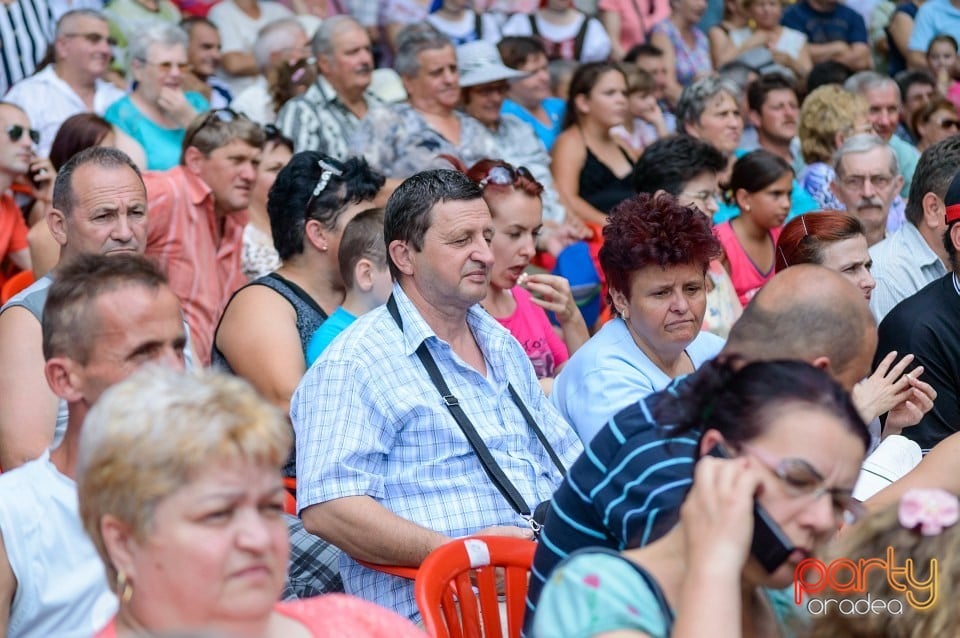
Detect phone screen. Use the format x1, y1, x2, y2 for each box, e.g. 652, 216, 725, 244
707, 443, 795, 573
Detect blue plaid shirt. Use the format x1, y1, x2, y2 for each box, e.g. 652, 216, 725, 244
291, 284, 583, 620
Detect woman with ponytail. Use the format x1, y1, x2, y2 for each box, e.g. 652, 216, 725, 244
532, 357, 870, 638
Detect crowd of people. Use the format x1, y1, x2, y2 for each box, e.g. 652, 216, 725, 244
2, 0, 960, 636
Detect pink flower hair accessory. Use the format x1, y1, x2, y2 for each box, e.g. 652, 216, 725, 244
898, 488, 960, 536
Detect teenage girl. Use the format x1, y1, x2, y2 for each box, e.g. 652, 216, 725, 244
714, 149, 793, 306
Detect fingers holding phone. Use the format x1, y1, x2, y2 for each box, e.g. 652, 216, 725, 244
680, 451, 763, 573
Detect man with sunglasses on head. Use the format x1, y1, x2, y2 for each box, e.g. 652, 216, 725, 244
142, 108, 264, 366
4, 9, 125, 157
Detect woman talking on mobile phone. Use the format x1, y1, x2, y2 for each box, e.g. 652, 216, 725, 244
531, 357, 870, 638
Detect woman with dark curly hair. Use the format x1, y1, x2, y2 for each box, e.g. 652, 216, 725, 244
533, 357, 869, 637
550, 192, 725, 443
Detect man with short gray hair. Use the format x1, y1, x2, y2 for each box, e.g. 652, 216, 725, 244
275, 15, 381, 157
831, 134, 904, 246
350, 23, 496, 191
230, 17, 309, 124
3, 9, 125, 155
844, 71, 919, 198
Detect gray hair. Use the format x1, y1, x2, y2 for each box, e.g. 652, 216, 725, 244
311, 14, 363, 59
128, 22, 188, 66
55, 8, 107, 38
393, 22, 452, 78
833, 133, 900, 177
843, 71, 900, 101
253, 17, 305, 71
53, 146, 143, 217
384, 169, 482, 279
676, 76, 741, 127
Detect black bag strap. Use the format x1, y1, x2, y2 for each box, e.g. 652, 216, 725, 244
386, 295, 566, 519
573, 17, 590, 61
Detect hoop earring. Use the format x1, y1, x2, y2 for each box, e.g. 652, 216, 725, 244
117, 570, 133, 604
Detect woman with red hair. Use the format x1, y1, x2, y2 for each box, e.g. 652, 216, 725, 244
776, 212, 936, 453
551, 192, 725, 443
775, 211, 876, 301
465, 159, 589, 395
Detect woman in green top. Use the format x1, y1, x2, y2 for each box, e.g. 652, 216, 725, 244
532, 357, 870, 638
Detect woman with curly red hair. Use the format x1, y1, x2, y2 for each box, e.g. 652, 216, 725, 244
550, 192, 725, 443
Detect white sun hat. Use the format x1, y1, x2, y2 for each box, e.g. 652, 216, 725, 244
456, 40, 528, 88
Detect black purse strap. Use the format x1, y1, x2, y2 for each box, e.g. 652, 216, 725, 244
386, 295, 566, 519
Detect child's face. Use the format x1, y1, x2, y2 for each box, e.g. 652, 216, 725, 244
928, 42, 957, 74
629, 91, 658, 117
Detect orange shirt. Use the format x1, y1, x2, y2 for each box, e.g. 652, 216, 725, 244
144, 166, 247, 366
0, 192, 29, 289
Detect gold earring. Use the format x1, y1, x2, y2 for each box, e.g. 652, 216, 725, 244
117, 570, 133, 604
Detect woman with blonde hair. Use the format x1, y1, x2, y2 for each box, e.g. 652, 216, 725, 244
797, 84, 873, 210
79, 367, 424, 637
807, 487, 960, 638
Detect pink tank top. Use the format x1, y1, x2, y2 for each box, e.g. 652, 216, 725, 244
714, 221, 782, 306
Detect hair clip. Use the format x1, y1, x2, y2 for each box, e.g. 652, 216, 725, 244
313, 160, 344, 198
898, 488, 960, 536
800, 214, 809, 237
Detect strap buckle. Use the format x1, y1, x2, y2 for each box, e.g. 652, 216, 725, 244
442, 394, 460, 407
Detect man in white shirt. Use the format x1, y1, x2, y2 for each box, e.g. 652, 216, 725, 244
869, 136, 960, 321
208, 0, 293, 96
4, 9, 125, 156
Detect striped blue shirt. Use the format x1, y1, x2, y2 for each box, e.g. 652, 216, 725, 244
292, 283, 583, 620
524, 378, 698, 635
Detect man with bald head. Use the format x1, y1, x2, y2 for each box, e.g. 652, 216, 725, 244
523, 264, 880, 629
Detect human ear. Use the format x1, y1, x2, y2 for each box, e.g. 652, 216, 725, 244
46, 209, 68, 247
43, 358, 84, 403
388, 240, 415, 277
354, 258, 374, 293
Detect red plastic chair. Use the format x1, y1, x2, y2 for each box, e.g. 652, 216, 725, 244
415, 536, 537, 638
0, 270, 34, 305
283, 477, 298, 516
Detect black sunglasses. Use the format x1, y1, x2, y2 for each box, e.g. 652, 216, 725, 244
183, 108, 247, 150
6, 124, 40, 145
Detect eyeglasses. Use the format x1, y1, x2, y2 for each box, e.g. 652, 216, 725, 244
305, 159, 344, 213
478, 164, 535, 189
739, 443, 865, 524
937, 118, 960, 131
62, 32, 117, 46
471, 82, 511, 97
183, 108, 247, 150
6, 124, 40, 145
838, 174, 894, 191
140, 60, 193, 74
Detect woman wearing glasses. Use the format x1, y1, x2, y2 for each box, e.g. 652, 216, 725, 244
911, 97, 960, 153
550, 192, 725, 444
532, 357, 870, 638
463, 159, 588, 395
105, 23, 208, 170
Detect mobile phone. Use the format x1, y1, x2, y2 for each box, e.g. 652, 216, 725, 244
707, 443, 795, 573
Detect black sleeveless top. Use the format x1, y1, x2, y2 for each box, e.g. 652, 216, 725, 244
579, 147, 636, 214
211, 272, 329, 477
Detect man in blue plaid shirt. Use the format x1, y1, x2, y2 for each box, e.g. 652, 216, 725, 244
291, 169, 582, 621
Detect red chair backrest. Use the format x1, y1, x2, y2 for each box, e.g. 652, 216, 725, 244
0, 270, 34, 305
415, 536, 536, 638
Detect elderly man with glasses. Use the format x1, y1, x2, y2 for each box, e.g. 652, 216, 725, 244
830, 134, 905, 246
143, 108, 264, 365
4, 9, 125, 157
